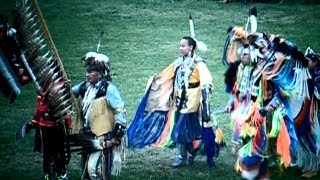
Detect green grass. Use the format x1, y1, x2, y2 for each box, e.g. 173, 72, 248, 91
1, 0, 320, 179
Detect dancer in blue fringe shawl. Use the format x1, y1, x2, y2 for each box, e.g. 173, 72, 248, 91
127, 36, 221, 167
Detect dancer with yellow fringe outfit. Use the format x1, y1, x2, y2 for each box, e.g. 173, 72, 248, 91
128, 16, 224, 168
127, 36, 221, 167
71, 52, 127, 180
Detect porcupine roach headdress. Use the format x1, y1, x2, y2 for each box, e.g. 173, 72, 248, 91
10, 0, 73, 121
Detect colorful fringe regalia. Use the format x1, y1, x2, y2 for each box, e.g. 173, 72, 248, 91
293, 48, 320, 177
127, 54, 221, 166
224, 24, 313, 179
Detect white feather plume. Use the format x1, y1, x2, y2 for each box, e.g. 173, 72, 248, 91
189, 15, 207, 52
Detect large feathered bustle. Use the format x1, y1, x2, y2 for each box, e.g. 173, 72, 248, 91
10, 0, 73, 121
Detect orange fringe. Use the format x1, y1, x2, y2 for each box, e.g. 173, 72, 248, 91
277, 118, 291, 168
264, 55, 286, 79
193, 139, 201, 150
227, 42, 239, 64
295, 98, 310, 127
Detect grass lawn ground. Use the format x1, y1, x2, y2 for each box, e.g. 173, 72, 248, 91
0, 0, 320, 179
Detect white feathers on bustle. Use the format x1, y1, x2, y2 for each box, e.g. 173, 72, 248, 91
305, 47, 314, 56
250, 47, 264, 64
15, 0, 72, 121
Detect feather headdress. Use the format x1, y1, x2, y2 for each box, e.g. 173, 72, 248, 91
83, 51, 111, 78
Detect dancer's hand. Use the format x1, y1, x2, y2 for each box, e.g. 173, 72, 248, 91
225, 105, 233, 113
265, 104, 275, 112
99, 137, 118, 148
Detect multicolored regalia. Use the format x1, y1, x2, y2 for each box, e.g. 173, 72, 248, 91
128, 53, 221, 167
223, 23, 312, 179
293, 48, 320, 178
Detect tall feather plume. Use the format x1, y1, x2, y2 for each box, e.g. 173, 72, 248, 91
189, 15, 207, 52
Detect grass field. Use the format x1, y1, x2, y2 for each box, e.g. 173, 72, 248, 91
1, 0, 320, 179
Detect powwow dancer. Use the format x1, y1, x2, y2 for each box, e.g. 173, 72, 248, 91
223, 7, 312, 179
128, 16, 224, 168
71, 51, 127, 180
293, 47, 320, 178
224, 44, 254, 155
